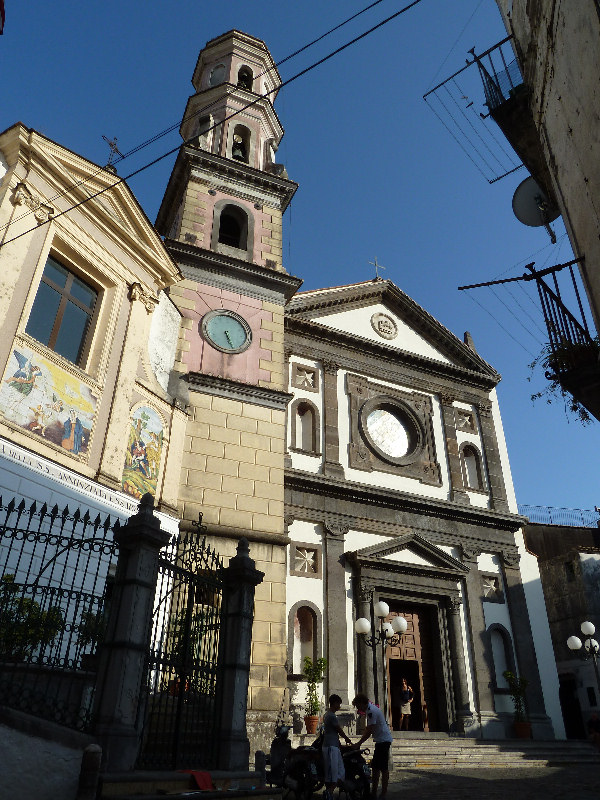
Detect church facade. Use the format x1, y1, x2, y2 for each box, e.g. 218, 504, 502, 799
283, 281, 563, 740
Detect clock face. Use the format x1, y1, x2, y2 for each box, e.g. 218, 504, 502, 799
201, 310, 252, 354
366, 408, 410, 458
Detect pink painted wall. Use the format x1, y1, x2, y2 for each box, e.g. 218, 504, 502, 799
178, 281, 273, 384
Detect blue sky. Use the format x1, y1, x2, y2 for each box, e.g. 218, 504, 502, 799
3, 1, 599, 511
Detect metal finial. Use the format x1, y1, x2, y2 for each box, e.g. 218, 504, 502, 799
102, 135, 124, 172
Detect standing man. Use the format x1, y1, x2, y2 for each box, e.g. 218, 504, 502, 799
351, 694, 393, 800
323, 694, 354, 800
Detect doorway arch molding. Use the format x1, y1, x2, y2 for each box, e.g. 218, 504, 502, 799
347, 532, 473, 732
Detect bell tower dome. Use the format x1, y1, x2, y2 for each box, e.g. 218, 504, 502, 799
156, 30, 296, 270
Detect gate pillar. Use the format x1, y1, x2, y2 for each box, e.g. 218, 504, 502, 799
218, 538, 264, 770
92, 493, 170, 772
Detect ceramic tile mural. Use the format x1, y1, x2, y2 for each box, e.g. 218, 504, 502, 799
121, 406, 164, 498
0, 345, 97, 455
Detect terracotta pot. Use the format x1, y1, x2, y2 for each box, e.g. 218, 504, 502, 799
513, 721, 532, 739
304, 714, 319, 734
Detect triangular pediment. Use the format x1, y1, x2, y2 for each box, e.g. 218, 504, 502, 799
287, 280, 498, 379
10, 125, 180, 289
348, 532, 468, 577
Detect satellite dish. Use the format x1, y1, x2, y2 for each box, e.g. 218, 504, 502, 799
512, 176, 560, 227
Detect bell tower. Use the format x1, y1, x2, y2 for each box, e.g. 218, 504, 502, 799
156, 30, 301, 756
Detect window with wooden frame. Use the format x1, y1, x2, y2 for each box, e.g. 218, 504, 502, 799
25, 255, 98, 366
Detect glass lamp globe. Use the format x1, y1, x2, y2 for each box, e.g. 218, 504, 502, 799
374, 601, 390, 619
585, 638, 599, 654
392, 615, 408, 634
567, 635, 583, 651
581, 621, 596, 636
355, 618, 371, 635
382, 622, 394, 638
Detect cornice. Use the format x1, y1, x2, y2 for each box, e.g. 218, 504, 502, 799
287, 281, 499, 382
164, 238, 302, 302
156, 144, 298, 232
199, 147, 296, 201
285, 319, 498, 394
184, 372, 293, 410
285, 469, 526, 533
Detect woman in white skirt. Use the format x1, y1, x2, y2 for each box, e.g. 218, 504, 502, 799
399, 677, 413, 731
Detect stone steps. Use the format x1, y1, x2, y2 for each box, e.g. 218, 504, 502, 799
388, 736, 600, 769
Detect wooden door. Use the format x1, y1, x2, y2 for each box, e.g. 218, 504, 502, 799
386, 608, 438, 731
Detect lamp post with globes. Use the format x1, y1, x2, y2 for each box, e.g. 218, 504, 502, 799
354, 600, 408, 722
567, 621, 600, 694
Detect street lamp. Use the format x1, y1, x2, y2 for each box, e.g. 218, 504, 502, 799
567, 621, 600, 693
355, 601, 408, 718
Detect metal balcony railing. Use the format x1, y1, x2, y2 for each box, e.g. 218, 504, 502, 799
518, 504, 600, 528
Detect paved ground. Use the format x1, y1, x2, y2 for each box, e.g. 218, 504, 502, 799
385, 766, 599, 799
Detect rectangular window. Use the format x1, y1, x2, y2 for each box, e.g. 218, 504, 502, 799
25, 256, 98, 366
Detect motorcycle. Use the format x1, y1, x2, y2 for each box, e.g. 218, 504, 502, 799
266, 724, 371, 800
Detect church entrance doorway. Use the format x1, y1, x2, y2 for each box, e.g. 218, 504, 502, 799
385, 606, 440, 732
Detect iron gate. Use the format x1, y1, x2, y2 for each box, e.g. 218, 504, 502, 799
137, 526, 224, 770
0, 495, 120, 730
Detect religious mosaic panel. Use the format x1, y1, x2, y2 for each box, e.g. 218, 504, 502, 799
121, 406, 164, 498
0, 344, 97, 457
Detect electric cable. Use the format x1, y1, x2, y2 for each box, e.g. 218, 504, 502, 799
1, 0, 425, 250
1, 0, 398, 236
466, 292, 536, 357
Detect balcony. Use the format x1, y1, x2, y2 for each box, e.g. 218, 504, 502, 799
424, 36, 555, 201
529, 260, 600, 422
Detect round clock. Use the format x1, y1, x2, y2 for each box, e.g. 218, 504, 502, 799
201, 310, 252, 354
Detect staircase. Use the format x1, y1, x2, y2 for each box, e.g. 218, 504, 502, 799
389, 733, 600, 769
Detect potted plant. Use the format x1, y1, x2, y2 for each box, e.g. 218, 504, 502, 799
302, 655, 327, 734
528, 337, 600, 424
503, 669, 531, 739
0, 574, 64, 662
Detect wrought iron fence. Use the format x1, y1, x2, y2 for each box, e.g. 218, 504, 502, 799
137, 524, 224, 770
0, 496, 121, 730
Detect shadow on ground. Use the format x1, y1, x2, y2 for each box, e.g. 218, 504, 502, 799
388, 765, 599, 799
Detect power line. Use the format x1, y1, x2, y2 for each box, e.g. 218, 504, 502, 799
466, 292, 536, 357
1, 0, 397, 236
1, 0, 425, 250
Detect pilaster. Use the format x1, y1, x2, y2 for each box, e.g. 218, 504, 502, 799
322, 360, 344, 479
323, 519, 350, 703
478, 401, 509, 512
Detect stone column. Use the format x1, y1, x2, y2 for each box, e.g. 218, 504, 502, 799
322, 360, 345, 479
502, 549, 550, 735
446, 596, 473, 730
355, 581, 375, 703
323, 519, 350, 703
218, 538, 265, 770
461, 547, 496, 716
439, 393, 470, 504
92, 494, 171, 772
477, 401, 509, 513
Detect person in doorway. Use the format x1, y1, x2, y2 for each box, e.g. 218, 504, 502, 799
323, 694, 353, 800
351, 693, 393, 800
399, 677, 413, 731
